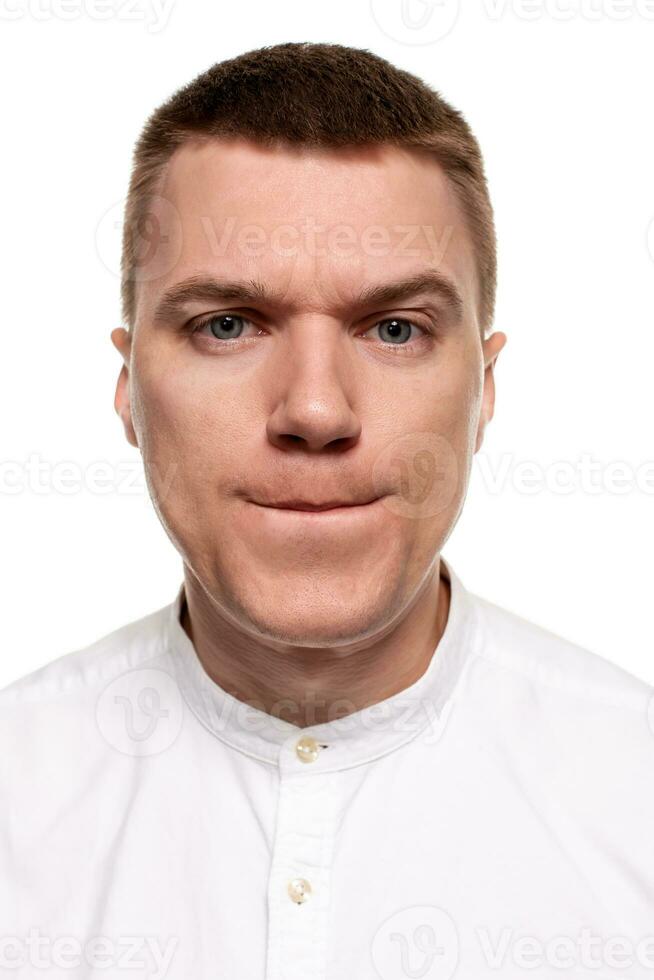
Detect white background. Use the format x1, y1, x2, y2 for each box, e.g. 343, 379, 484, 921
1, 0, 652, 688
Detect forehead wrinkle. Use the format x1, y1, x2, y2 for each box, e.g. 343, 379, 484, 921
151, 263, 466, 325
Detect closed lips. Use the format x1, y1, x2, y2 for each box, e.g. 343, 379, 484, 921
259, 499, 379, 511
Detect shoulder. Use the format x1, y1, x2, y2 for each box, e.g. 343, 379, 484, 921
0, 601, 172, 709
0, 599, 178, 774
457, 589, 654, 900
0, 596, 181, 783
461, 590, 654, 808
0, 598, 182, 868
469, 590, 651, 713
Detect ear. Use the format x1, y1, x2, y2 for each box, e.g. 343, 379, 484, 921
110, 327, 139, 449
474, 330, 507, 454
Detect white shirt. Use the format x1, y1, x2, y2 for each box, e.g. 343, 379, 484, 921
2, 556, 653, 980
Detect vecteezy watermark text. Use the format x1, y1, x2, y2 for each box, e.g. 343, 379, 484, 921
2, 451, 654, 499
0, 929, 178, 978
0, 0, 175, 31
0, 454, 177, 500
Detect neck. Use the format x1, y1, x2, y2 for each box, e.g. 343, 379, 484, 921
179, 560, 451, 729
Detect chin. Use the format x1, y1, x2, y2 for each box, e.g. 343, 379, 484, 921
237, 586, 390, 647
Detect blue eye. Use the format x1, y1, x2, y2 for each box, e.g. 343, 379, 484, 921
374, 318, 420, 344
195, 314, 248, 340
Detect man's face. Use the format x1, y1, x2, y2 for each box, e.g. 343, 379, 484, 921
112, 136, 504, 644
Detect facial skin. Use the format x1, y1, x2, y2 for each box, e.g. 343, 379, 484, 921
111, 136, 506, 727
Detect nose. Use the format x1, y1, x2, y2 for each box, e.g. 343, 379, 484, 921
265, 321, 362, 453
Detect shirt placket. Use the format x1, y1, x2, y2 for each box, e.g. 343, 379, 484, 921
265, 733, 340, 980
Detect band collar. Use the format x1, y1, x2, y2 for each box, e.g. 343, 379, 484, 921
164, 555, 479, 772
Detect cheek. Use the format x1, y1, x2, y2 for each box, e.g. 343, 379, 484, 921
130, 368, 232, 524
399, 351, 481, 450
384, 357, 481, 527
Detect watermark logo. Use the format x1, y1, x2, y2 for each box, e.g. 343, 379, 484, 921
372, 905, 459, 979
370, 0, 460, 44
373, 432, 460, 520
96, 194, 182, 281
96, 667, 184, 756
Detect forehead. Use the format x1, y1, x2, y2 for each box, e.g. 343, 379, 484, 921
138, 136, 478, 319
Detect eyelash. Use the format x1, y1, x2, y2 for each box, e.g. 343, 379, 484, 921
188, 313, 435, 354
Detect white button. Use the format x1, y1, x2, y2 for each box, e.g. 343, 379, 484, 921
295, 735, 321, 763
288, 877, 312, 904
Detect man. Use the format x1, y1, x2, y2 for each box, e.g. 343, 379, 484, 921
2, 41, 653, 980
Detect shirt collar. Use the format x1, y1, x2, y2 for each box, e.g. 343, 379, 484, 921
164, 555, 479, 772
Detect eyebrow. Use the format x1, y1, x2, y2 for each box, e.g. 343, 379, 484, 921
359, 270, 464, 320
152, 269, 465, 324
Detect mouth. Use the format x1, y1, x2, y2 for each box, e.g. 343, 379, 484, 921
252, 497, 383, 514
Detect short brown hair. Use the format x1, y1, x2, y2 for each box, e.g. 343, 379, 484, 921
121, 41, 496, 335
